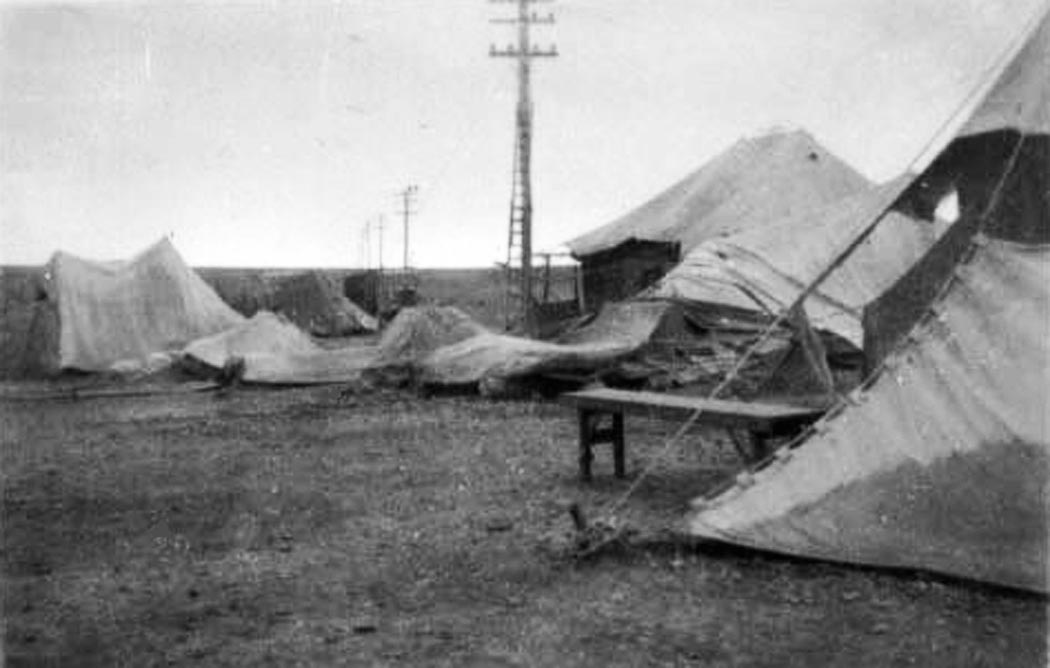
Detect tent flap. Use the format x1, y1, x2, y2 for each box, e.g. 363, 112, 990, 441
687, 10, 1050, 592
689, 239, 1049, 592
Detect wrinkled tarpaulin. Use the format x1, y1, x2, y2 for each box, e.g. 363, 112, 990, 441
651, 179, 948, 348
419, 301, 688, 386
182, 306, 488, 386
182, 311, 377, 385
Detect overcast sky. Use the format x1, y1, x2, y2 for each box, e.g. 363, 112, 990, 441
1, 0, 1045, 268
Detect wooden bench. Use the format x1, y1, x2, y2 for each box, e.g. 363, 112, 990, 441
560, 388, 827, 481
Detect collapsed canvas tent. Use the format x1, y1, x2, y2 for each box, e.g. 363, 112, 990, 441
182, 311, 378, 385
651, 178, 952, 348
417, 300, 713, 388
254, 271, 377, 337
182, 311, 319, 369
372, 306, 488, 367
182, 302, 705, 390
566, 130, 870, 309
365, 306, 489, 383
23, 238, 244, 374
181, 305, 486, 386
687, 8, 1050, 592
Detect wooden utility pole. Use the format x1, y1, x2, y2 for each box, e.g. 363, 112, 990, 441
398, 184, 419, 273
361, 221, 370, 269
375, 215, 385, 307
490, 0, 556, 335
375, 215, 385, 274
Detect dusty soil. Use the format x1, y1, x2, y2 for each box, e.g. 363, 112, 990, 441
2, 384, 1046, 667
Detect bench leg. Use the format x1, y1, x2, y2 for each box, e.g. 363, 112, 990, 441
612, 412, 625, 479
578, 409, 595, 482
577, 409, 627, 481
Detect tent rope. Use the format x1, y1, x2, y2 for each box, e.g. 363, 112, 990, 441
575, 129, 1030, 558
689, 130, 1031, 507
570, 9, 1045, 556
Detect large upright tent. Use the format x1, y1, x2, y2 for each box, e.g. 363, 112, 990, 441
566, 129, 870, 310
24, 238, 244, 374
687, 7, 1050, 592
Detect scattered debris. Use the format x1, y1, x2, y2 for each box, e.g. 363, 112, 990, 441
351, 619, 379, 634
484, 517, 514, 533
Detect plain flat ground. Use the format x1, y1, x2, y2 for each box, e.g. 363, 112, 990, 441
1, 383, 1046, 667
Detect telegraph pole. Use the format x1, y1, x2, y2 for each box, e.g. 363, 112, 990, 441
398, 184, 419, 273
490, 0, 556, 335
361, 220, 371, 269
375, 215, 385, 274
375, 215, 386, 309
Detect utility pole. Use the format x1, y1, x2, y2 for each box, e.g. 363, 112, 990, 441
361, 220, 371, 269
375, 215, 386, 310
398, 184, 419, 273
375, 215, 385, 273
490, 0, 556, 335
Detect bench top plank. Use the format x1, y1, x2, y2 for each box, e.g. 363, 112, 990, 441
561, 388, 826, 428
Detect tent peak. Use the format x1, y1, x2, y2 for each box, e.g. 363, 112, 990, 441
566, 127, 869, 258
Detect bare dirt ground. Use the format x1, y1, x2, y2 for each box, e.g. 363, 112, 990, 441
2, 384, 1046, 667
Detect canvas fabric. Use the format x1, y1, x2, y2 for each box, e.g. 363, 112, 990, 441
653, 179, 945, 347
689, 239, 1049, 591
372, 306, 488, 368
258, 271, 377, 336
687, 8, 1050, 591
566, 130, 869, 257
182, 311, 378, 385
47, 239, 244, 371
419, 301, 676, 385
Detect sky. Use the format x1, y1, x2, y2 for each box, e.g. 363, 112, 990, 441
1, 0, 1045, 268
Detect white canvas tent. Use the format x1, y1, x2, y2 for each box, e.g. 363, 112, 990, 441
687, 7, 1050, 592
566, 129, 870, 257
27, 238, 244, 373
564, 130, 871, 309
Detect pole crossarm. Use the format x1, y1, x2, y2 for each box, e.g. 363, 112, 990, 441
489, 46, 559, 57
489, 13, 556, 25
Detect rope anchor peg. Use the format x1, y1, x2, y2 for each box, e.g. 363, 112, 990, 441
567, 502, 635, 556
